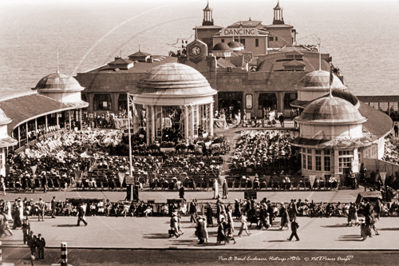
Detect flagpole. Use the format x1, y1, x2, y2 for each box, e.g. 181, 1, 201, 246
329, 62, 333, 97
128, 93, 133, 174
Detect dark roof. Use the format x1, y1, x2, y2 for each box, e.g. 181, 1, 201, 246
228, 20, 262, 28
108, 57, 133, 65
0, 93, 83, 135
128, 51, 151, 58
84, 56, 178, 74
359, 101, 393, 138
357, 95, 399, 102
265, 24, 294, 28
195, 25, 223, 30
217, 58, 236, 68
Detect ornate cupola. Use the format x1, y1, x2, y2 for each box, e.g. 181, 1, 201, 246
273, 1, 284, 25
202, 0, 214, 26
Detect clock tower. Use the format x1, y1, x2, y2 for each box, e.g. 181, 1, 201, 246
186, 39, 208, 64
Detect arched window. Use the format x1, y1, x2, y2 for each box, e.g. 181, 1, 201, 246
93, 94, 112, 111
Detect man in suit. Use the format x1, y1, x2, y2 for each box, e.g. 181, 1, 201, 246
288, 199, 298, 222
37, 198, 46, 222
51, 196, 56, 218
36, 233, 46, 259
288, 219, 300, 241
77, 203, 88, 226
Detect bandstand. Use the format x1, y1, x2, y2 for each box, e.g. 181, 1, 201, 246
129, 63, 217, 145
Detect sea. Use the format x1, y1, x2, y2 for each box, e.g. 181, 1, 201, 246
0, 0, 398, 98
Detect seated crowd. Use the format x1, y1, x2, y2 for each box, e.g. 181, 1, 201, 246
3, 130, 225, 192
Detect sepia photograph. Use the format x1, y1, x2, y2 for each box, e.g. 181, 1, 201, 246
0, 0, 398, 265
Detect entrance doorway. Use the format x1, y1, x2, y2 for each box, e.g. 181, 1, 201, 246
218, 92, 243, 122
259, 93, 277, 117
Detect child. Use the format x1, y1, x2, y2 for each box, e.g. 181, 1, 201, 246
288, 219, 300, 241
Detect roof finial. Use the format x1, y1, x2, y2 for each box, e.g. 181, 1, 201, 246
56, 46, 59, 74
139, 44, 141, 52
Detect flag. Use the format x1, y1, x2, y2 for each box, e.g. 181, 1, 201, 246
309, 175, 316, 188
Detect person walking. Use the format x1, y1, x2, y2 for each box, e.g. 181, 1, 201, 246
394, 123, 398, 137
36, 233, 46, 260
288, 219, 300, 241
222, 179, 228, 199
51, 196, 56, 218
27, 231, 37, 259
37, 198, 46, 222
169, 211, 180, 238
0, 177, 6, 196
280, 203, 289, 230
179, 185, 185, 199
22, 217, 30, 244
195, 215, 208, 244
205, 203, 213, 227
237, 211, 251, 237
212, 179, 219, 199
77, 203, 88, 226
288, 199, 298, 222
189, 199, 198, 223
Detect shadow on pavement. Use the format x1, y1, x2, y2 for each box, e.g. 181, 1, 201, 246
321, 223, 348, 228
268, 240, 290, 242
52, 224, 78, 227
378, 228, 399, 231
337, 234, 363, 241
143, 233, 170, 239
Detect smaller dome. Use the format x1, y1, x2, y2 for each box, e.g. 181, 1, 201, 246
213, 43, 232, 51
33, 72, 84, 92
0, 108, 12, 126
296, 96, 366, 125
298, 70, 346, 90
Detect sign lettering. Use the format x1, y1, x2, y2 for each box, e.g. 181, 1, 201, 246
222, 28, 257, 36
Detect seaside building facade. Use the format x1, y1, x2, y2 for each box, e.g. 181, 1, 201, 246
76, 2, 336, 124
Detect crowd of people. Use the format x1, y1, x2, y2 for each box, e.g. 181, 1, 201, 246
231, 130, 300, 176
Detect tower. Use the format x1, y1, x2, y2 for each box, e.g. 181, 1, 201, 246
202, 1, 213, 26
273, 1, 284, 25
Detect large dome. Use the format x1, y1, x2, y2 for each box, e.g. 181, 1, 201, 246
0, 108, 12, 125
297, 70, 346, 90
296, 96, 366, 125
135, 63, 217, 97
33, 72, 84, 92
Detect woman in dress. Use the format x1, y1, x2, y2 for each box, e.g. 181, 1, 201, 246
195, 215, 208, 244
280, 203, 289, 230
217, 215, 227, 245
213, 179, 219, 199
205, 203, 213, 227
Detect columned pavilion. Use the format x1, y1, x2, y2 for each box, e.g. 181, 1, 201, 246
128, 63, 217, 145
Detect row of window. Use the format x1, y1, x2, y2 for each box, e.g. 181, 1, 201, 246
89, 92, 299, 112
220, 38, 259, 47
366, 102, 398, 112
302, 149, 353, 173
